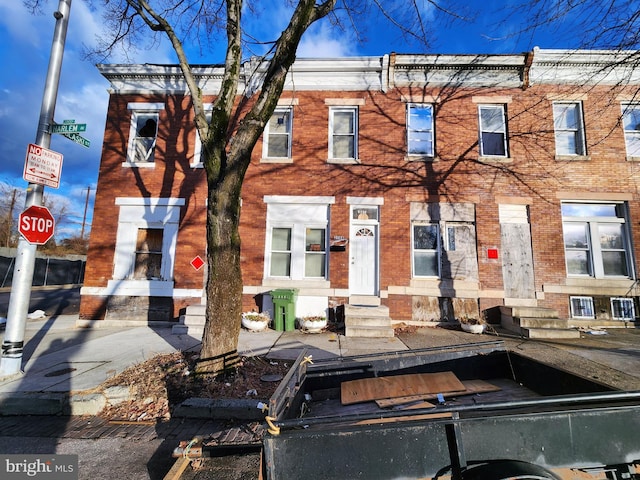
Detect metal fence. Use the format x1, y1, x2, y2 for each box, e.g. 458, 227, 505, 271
0, 249, 85, 288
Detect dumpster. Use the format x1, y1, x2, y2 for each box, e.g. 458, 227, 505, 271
270, 289, 298, 331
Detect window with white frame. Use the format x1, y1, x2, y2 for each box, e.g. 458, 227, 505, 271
108, 197, 184, 296
133, 228, 163, 280
562, 202, 632, 278
329, 107, 357, 160
570, 296, 595, 319
611, 297, 635, 321
622, 104, 640, 157
553, 102, 586, 156
478, 105, 508, 157
412, 223, 440, 277
265, 199, 333, 281
127, 103, 163, 164
407, 104, 434, 157
263, 108, 292, 159
192, 107, 212, 167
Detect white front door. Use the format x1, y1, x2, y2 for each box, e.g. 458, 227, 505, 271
349, 224, 378, 295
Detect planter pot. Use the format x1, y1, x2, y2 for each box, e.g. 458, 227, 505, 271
299, 318, 328, 333
460, 322, 485, 334
242, 314, 270, 332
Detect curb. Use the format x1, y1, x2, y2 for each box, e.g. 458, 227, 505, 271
0, 391, 267, 420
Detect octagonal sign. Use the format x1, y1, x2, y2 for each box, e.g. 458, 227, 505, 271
19, 205, 55, 245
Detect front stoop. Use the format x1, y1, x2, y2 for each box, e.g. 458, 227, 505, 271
500, 305, 581, 339
344, 304, 395, 338
172, 304, 205, 336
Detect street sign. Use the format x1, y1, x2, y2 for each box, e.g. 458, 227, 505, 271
61, 132, 90, 148
51, 123, 86, 134
23, 143, 63, 188
19, 205, 55, 245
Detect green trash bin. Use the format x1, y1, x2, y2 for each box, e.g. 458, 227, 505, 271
271, 289, 298, 331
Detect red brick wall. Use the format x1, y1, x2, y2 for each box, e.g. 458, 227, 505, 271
82, 81, 640, 322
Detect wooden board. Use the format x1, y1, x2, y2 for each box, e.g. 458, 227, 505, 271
341, 371, 465, 405
375, 379, 501, 408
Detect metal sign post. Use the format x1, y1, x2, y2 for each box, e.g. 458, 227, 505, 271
0, 0, 72, 377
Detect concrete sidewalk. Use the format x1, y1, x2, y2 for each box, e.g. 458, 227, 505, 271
0, 314, 409, 415
2, 313, 640, 416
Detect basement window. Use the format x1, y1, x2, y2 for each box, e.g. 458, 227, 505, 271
570, 296, 594, 319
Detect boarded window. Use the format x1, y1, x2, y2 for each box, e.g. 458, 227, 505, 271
133, 228, 163, 280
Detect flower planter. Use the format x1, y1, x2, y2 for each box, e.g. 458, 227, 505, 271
460, 322, 485, 334
242, 313, 270, 332
299, 317, 328, 333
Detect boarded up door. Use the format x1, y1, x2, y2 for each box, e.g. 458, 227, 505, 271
499, 205, 535, 301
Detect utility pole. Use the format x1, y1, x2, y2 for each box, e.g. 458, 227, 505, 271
0, 0, 72, 377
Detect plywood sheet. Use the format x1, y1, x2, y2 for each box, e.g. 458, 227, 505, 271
341, 371, 465, 405
375, 379, 501, 408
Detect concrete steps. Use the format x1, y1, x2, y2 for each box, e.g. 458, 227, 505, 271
172, 304, 205, 336
344, 304, 395, 338
500, 306, 581, 339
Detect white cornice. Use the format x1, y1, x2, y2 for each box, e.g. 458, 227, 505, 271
97, 49, 640, 95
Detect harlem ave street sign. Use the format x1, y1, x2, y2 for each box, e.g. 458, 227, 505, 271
19, 205, 55, 245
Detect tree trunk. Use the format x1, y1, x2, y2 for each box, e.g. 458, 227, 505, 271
196, 148, 246, 375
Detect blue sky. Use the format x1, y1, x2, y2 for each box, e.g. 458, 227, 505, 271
0, 0, 585, 239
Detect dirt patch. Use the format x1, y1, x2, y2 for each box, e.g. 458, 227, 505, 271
97, 352, 291, 422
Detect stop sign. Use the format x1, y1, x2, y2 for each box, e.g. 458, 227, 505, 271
19, 205, 55, 245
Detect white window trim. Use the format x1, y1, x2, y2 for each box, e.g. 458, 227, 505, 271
411, 222, 441, 278
406, 103, 435, 159
552, 101, 587, 158
191, 104, 213, 168
262, 107, 293, 163
570, 296, 595, 319
124, 103, 165, 167
263, 198, 334, 283
621, 103, 640, 160
328, 106, 358, 164
478, 104, 509, 158
107, 197, 184, 296
562, 201, 634, 280
611, 297, 636, 321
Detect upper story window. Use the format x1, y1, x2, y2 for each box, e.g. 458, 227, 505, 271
263, 108, 293, 160
407, 104, 434, 158
126, 103, 164, 166
562, 202, 633, 279
478, 105, 508, 157
622, 104, 640, 157
329, 107, 358, 161
553, 102, 586, 156
192, 106, 213, 167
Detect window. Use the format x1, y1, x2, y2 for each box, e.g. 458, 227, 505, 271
128, 111, 159, 163
553, 102, 586, 156
478, 105, 508, 157
412, 223, 440, 277
611, 297, 635, 321
192, 107, 212, 167
407, 104, 434, 157
329, 107, 357, 160
570, 296, 595, 319
264, 108, 292, 159
622, 104, 640, 157
109, 197, 184, 297
562, 203, 632, 278
270, 228, 292, 277
264, 198, 333, 282
305, 228, 326, 277
133, 228, 163, 280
